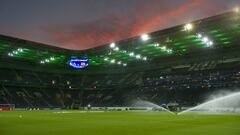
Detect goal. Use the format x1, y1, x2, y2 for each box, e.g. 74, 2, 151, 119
0, 104, 15, 111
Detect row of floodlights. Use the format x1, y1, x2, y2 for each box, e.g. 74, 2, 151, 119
8, 48, 23, 56
196, 33, 214, 47
110, 42, 148, 61
129, 52, 147, 60
154, 43, 173, 53
108, 19, 218, 60
40, 57, 55, 64
104, 57, 127, 66
108, 43, 128, 66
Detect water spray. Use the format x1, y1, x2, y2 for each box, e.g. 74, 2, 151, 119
130, 100, 176, 115
178, 91, 240, 115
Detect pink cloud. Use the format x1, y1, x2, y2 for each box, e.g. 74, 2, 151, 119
45, 0, 230, 50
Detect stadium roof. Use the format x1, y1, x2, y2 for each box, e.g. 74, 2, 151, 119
0, 10, 240, 73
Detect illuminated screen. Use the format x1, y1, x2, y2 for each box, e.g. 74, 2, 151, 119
69, 58, 88, 69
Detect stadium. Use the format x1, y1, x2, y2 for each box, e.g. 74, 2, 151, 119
1, 6, 240, 135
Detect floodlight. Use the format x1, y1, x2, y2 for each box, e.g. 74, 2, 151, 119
50, 57, 55, 60
17, 48, 23, 52
129, 52, 134, 56
123, 63, 127, 66
117, 61, 122, 65
8, 53, 13, 56
234, 7, 239, 13
110, 59, 115, 63
207, 41, 213, 46
45, 59, 50, 62
136, 54, 141, 59
104, 57, 109, 61
110, 42, 116, 48
161, 46, 167, 50
67, 81, 70, 85
197, 33, 202, 38
202, 37, 209, 43
141, 34, 150, 41
167, 49, 173, 53
209, 41, 213, 45
113, 47, 119, 51
13, 51, 18, 54
184, 23, 193, 31
143, 57, 147, 61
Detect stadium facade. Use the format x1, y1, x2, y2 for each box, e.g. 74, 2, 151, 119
0, 11, 240, 110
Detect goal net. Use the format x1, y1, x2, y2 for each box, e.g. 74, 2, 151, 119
0, 104, 15, 111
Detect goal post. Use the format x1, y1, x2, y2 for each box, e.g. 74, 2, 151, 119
0, 104, 15, 111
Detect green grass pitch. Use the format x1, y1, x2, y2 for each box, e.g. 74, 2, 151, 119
1, 110, 240, 135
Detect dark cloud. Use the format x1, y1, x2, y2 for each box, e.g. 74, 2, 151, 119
43, 0, 216, 49
0, 0, 239, 50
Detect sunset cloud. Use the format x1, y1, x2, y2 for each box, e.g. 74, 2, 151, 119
0, 0, 239, 50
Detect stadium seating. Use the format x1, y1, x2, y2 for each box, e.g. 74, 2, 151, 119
0, 59, 240, 108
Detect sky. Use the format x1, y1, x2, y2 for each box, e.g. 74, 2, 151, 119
0, 0, 239, 50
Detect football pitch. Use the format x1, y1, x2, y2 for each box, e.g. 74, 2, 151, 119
1, 110, 240, 135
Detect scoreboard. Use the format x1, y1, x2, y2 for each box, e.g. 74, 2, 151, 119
69, 58, 88, 69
